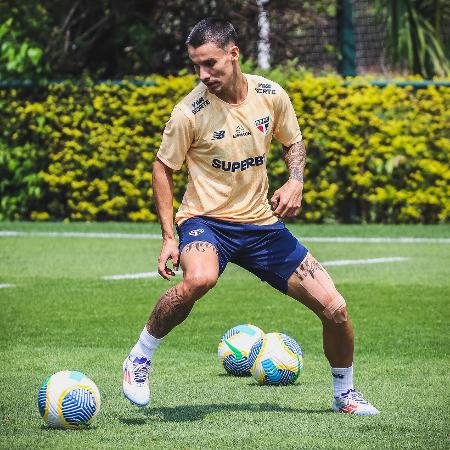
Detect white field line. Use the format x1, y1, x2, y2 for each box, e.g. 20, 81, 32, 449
0, 231, 161, 239
102, 257, 410, 281
102, 272, 163, 280
302, 237, 450, 244
322, 256, 409, 266
0, 284, 15, 289
0, 230, 449, 244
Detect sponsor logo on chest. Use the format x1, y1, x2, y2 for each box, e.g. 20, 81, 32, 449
255, 82, 276, 94
192, 96, 210, 115
232, 125, 251, 138
212, 130, 225, 140
255, 116, 270, 135
211, 154, 266, 172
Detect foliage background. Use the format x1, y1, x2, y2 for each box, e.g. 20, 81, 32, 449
1, 1, 449, 80
1, 1, 449, 224
1, 74, 448, 223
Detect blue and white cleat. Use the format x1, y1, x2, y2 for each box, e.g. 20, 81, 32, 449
332, 388, 380, 416
123, 354, 151, 406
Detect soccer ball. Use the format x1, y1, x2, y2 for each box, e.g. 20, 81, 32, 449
249, 332, 304, 385
218, 324, 265, 376
38, 371, 101, 429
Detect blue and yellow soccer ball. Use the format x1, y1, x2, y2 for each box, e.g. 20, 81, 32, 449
249, 332, 304, 385
218, 324, 265, 376
38, 371, 101, 429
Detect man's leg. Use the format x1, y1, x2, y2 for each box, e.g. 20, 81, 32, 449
123, 241, 219, 406
286, 252, 353, 367
287, 252, 379, 415
147, 241, 219, 338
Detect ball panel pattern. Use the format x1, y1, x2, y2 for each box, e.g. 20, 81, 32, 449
38, 371, 101, 429
248, 337, 263, 369
38, 377, 49, 417
250, 332, 304, 386
218, 324, 265, 376
223, 355, 251, 376
281, 333, 304, 358
260, 359, 298, 385
61, 387, 98, 427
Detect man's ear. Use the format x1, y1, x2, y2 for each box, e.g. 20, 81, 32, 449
229, 45, 240, 62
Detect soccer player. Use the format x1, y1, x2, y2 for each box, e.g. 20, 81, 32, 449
123, 17, 379, 415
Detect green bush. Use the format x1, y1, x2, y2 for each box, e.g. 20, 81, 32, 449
0, 74, 448, 223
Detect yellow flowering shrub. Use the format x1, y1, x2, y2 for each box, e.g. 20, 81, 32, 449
285, 75, 449, 223
0, 74, 448, 223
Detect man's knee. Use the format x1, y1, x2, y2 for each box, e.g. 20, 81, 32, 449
182, 272, 217, 299
321, 301, 349, 324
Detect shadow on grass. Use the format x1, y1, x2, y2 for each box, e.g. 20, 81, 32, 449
119, 402, 331, 424
40, 424, 98, 431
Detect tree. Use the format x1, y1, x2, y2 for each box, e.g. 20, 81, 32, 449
381, 0, 450, 77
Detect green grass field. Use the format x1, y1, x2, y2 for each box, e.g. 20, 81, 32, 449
0, 222, 449, 449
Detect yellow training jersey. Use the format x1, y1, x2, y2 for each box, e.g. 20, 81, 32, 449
156, 73, 302, 225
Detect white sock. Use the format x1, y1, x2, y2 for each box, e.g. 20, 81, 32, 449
130, 327, 163, 360
331, 365, 354, 397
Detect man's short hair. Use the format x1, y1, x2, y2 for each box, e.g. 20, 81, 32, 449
186, 18, 238, 49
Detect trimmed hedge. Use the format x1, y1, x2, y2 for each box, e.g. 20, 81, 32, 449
0, 74, 449, 223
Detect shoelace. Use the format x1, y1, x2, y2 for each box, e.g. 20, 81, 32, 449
348, 389, 368, 404
130, 360, 150, 384
340, 388, 368, 405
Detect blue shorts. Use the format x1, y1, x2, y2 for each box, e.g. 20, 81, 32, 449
177, 216, 308, 294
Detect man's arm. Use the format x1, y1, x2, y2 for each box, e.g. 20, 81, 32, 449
270, 140, 306, 218
282, 140, 306, 182
153, 158, 179, 279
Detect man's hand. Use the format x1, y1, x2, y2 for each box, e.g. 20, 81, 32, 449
158, 237, 180, 280
271, 179, 304, 218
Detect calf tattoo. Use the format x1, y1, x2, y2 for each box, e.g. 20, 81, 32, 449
185, 241, 218, 255
282, 141, 306, 182
147, 286, 193, 338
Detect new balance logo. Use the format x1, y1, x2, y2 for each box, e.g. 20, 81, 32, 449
232, 125, 251, 138
212, 130, 225, 140
255, 116, 270, 135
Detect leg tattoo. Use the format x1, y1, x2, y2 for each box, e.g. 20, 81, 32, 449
295, 257, 325, 281
184, 241, 218, 255
147, 285, 193, 338
292, 254, 347, 323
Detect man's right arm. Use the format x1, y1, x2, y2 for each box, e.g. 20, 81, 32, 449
153, 157, 179, 279
153, 105, 193, 278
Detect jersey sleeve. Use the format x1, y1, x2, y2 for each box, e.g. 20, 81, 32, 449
156, 106, 194, 170
273, 87, 302, 147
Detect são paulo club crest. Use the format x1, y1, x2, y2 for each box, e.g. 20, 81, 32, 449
255, 116, 270, 135
189, 228, 204, 237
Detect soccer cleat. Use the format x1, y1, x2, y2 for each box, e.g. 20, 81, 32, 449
122, 354, 151, 406
332, 388, 380, 416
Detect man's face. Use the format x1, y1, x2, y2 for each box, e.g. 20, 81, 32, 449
188, 42, 238, 94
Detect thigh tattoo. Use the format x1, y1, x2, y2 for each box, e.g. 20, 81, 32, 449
293, 253, 347, 323
184, 241, 218, 255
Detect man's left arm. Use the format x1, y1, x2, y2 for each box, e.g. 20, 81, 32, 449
270, 140, 306, 218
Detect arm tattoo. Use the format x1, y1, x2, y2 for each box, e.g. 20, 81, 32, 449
282, 141, 306, 182
185, 241, 218, 255
147, 286, 192, 338
294, 257, 324, 281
